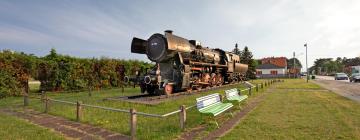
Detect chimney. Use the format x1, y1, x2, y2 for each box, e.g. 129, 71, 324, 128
165, 30, 173, 34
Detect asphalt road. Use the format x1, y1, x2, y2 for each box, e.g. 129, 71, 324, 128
313, 75, 360, 103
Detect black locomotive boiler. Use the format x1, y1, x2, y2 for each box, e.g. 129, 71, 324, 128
125, 30, 248, 95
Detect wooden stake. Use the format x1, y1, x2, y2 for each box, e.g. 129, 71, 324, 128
24, 93, 29, 106
180, 105, 186, 130
45, 98, 49, 113
88, 87, 92, 97
249, 88, 252, 96
130, 109, 137, 140
76, 101, 82, 122
41, 91, 45, 103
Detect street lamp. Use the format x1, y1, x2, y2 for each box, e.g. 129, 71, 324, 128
304, 43, 309, 82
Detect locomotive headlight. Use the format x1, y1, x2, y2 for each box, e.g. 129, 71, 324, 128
146, 34, 168, 62
144, 76, 151, 84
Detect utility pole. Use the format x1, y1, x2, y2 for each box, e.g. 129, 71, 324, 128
293, 52, 296, 78
304, 43, 309, 82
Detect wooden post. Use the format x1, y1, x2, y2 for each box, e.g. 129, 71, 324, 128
219, 95, 224, 102
88, 87, 92, 97
256, 84, 259, 92
249, 88, 252, 96
41, 91, 45, 102
44, 98, 49, 113
76, 101, 82, 122
179, 105, 186, 130
130, 109, 137, 140
23, 80, 30, 106
24, 93, 29, 106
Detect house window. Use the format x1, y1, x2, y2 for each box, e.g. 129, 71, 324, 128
270, 70, 278, 75
257, 71, 262, 75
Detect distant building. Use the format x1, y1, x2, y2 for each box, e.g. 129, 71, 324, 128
344, 65, 360, 74
352, 66, 360, 73
256, 57, 287, 78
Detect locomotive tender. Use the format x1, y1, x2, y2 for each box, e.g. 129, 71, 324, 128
126, 30, 248, 95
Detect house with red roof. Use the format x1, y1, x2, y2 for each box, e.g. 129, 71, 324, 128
256, 57, 288, 78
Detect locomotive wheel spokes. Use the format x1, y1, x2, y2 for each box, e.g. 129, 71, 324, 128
210, 73, 217, 87
216, 74, 223, 86
164, 84, 173, 95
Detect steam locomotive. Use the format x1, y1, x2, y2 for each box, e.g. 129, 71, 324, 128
125, 30, 248, 95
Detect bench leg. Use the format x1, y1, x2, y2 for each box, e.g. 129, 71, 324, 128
238, 103, 242, 110
213, 117, 219, 128
229, 111, 234, 118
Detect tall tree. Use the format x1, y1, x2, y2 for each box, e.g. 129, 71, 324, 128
287, 58, 302, 69
232, 43, 241, 55
240, 46, 256, 79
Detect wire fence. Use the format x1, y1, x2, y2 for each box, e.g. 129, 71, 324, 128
25, 79, 283, 139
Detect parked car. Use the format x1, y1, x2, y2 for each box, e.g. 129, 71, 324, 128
335, 73, 349, 80
350, 73, 360, 82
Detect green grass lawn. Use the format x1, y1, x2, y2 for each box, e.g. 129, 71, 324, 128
0, 81, 267, 140
277, 78, 322, 89
222, 79, 360, 140
0, 113, 65, 140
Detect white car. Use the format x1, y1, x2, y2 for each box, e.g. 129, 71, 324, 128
334, 73, 349, 80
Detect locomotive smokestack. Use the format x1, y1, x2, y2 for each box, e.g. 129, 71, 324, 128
165, 30, 173, 34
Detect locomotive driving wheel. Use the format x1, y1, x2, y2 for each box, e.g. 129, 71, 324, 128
210, 73, 217, 87
216, 74, 223, 86
164, 84, 173, 96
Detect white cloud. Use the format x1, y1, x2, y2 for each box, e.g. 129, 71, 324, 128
1, 0, 360, 67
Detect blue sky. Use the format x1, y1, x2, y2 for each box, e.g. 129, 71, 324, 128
1, 0, 360, 68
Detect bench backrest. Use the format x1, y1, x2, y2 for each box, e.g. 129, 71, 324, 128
225, 88, 240, 99
196, 93, 221, 109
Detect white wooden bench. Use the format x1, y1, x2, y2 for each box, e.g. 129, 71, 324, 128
225, 88, 248, 103
196, 93, 233, 127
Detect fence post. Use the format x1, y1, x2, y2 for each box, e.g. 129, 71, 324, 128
180, 105, 186, 130
76, 101, 82, 122
88, 87, 92, 97
256, 84, 259, 92
249, 88, 252, 96
24, 93, 29, 106
41, 91, 45, 102
44, 98, 49, 113
130, 109, 137, 140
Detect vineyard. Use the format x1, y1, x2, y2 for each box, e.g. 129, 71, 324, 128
0, 49, 153, 98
